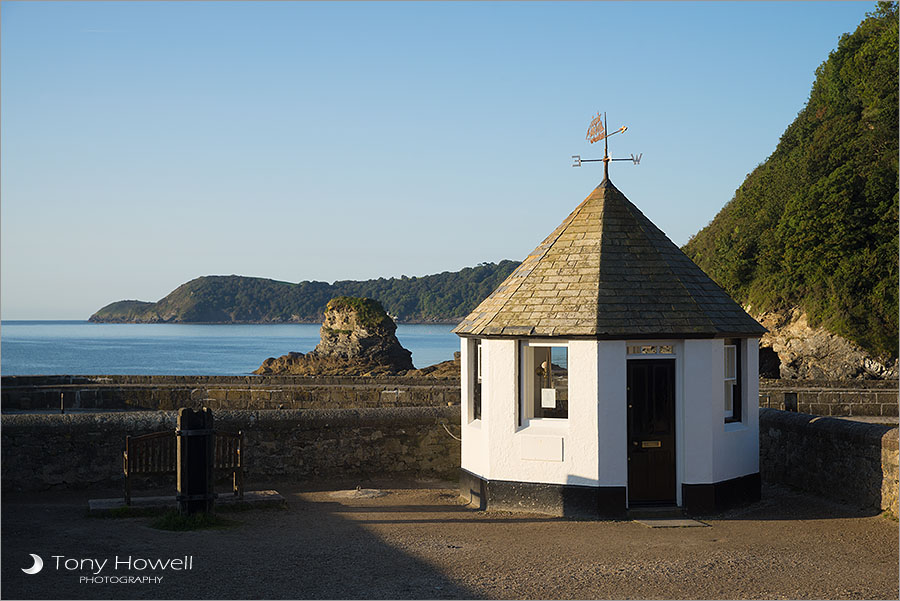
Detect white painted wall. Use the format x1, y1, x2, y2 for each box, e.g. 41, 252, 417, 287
460, 338, 488, 477
682, 338, 761, 485
463, 338, 601, 486
478, 338, 517, 481
682, 339, 716, 485
459, 334, 761, 494
597, 340, 627, 487
713, 338, 761, 481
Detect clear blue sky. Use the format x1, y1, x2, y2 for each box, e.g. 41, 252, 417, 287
1, 1, 876, 319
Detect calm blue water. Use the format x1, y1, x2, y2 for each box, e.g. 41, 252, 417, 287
0, 321, 460, 376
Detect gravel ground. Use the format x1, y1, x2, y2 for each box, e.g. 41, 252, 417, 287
2, 480, 897, 600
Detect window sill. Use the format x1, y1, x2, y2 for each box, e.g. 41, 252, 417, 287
724, 421, 747, 433
466, 419, 482, 430
517, 418, 569, 434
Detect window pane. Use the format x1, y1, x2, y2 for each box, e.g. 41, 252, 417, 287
724, 380, 734, 417
724, 340, 741, 422
472, 341, 482, 421
551, 346, 568, 370
522, 344, 568, 420
476, 343, 483, 382
547, 347, 568, 418
724, 345, 736, 379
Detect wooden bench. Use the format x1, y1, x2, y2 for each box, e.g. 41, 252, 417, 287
123, 429, 243, 505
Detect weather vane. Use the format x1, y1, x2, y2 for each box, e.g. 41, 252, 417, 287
572, 112, 642, 180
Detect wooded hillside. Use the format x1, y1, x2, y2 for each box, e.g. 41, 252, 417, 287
90, 260, 519, 323
683, 3, 898, 358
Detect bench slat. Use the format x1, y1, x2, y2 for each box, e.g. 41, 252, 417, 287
123, 429, 244, 504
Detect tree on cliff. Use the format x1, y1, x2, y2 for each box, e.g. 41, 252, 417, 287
683, 2, 898, 359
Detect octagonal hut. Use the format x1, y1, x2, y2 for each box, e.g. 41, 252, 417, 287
454, 177, 767, 517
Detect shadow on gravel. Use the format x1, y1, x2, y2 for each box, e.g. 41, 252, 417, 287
1, 493, 482, 600
690, 483, 886, 522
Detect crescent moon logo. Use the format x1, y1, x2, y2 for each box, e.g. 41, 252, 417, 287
22, 553, 43, 575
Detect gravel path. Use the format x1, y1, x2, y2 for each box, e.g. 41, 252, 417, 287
2, 481, 897, 600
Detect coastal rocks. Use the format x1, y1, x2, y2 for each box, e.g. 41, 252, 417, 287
254, 297, 414, 376
757, 308, 898, 380
405, 352, 461, 379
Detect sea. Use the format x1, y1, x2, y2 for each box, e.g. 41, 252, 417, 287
0, 321, 460, 376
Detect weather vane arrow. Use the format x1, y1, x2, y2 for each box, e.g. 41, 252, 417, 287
571, 112, 642, 180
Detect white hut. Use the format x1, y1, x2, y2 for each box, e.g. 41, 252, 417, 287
454, 177, 767, 516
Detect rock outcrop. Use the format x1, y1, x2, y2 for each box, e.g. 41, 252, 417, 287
254, 297, 414, 376
758, 308, 898, 380
404, 352, 461, 379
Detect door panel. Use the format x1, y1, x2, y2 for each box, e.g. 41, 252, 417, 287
627, 359, 676, 505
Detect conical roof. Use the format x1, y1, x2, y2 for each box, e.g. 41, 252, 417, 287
453, 179, 767, 339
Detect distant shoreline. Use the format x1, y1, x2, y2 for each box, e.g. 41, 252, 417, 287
84, 318, 463, 325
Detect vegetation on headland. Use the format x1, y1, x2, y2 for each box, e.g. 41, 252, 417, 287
90, 261, 519, 324
683, 3, 898, 359
323, 297, 394, 331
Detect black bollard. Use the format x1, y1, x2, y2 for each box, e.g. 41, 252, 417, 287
176, 407, 216, 515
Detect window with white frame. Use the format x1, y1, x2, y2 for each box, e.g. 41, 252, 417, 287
724, 339, 742, 422
520, 341, 568, 424
471, 340, 482, 421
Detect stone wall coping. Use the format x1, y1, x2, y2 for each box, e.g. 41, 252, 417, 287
215, 407, 460, 429
759, 379, 898, 391
0, 406, 460, 433
0, 412, 177, 432
1, 375, 461, 388
759, 408, 898, 447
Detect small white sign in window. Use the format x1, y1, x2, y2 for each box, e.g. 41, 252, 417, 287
541, 388, 557, 409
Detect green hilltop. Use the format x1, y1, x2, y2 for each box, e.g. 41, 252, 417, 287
89, 261, 519, 324
683, 3, 898, 359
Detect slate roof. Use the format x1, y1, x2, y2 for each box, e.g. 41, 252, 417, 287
453, 179, 767, 339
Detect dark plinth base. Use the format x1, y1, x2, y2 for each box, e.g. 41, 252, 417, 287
462, 469, 761, 518
682, 472, 761, 515
460, 469, 626, 518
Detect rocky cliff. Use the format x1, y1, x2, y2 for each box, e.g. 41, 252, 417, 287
254, 297, 414, 376
758, 308, 898, 380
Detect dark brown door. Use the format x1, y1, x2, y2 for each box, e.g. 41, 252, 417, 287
627, 359, 676, 505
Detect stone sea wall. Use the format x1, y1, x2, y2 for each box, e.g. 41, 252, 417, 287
3, 405, 897, 515
759, 408, 898, 515
3, 376, 896, 418
758, 379, 898, 417
1, 407, 461, 493
1, 375, 459, 412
